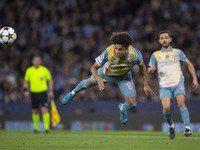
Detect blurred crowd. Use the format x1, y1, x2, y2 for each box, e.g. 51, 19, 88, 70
0, 0, 199, 105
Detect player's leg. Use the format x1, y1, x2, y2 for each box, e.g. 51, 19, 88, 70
32, 109, 40, 133
121, 96, 137, 111
117, 74, 137, 125
174, 84, 191, 136
176, 94, 191, 136
119, 96, 137, 125
31, 93, 40, 133
62, 78, 97, 105
161, 97, 173, 126
160, 88, 175, 139
62, 67, 110, 105
40, 92, 50, 133
41, 107, 50, 133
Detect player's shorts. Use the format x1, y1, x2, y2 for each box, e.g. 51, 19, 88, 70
159, 82, 186, 100
90, 67, 136, 97
30, 91, 48, 109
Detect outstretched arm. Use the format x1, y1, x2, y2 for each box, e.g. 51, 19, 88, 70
139, 62, 154, 96
90, 62, 107, 91
185, 59, 198, 89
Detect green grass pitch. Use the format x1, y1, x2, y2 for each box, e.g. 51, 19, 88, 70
0, 130, 200, 150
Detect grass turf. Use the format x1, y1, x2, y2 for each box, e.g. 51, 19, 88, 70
0, 130, 200, 150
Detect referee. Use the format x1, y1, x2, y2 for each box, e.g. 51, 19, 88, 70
23, 55, 54, 133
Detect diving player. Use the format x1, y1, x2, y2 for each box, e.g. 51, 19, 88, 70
148, 30, 198, 139
62, 31, 154, 125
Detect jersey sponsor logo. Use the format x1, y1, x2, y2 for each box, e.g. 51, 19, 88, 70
158, 60, 179, 67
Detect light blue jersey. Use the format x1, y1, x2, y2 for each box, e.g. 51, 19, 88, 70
96, 45, 143, 76
149, 47, 187, 99
91, 45, 143, 97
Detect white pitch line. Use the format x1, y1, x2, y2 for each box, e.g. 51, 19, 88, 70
57, 134, 200, 140
2, 132, 200, 140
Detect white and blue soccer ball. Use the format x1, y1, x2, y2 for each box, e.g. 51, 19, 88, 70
0, 26, 17, 45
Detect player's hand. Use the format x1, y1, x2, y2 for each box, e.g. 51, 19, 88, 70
148, 67, 156, 74
97, 77, 107, 91
192, 79, 199, 90
144, 84, 154, 96
24, 91, 29, 98
49, 91, 54, 99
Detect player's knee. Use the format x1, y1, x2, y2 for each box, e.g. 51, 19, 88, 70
32, 109, 39, 114
163, 106, 170, 112
177, 102, 185, 109
163, 107, 170, 112
41, 107, 49, 114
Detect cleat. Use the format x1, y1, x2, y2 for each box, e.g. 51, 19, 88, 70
33, 130, 40, 134
184, 128, 191, 136
62, 92, 76, 105
169, 124, 175, 139
118, 103, 127, 125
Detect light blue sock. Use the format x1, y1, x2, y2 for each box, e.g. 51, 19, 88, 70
74, 79, 90, 94
122, 101, 137, 111
163, 111, 173, 126
180, 107, 190, 127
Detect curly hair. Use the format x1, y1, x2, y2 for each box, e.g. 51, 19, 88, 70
109, 31, 134, 49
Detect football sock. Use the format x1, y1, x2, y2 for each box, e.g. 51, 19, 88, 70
43, 113, 50, 131
163, 111, 173, 126
180, 107, 190, 127
122, 101, 137, 111
32, 113, 40, 130
74, 79, 90, 94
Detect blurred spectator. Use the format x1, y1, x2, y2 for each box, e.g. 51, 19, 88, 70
0, 0, 199, 107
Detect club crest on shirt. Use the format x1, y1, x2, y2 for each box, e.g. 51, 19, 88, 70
165, 55, 169, 59
40, 77, 43, 81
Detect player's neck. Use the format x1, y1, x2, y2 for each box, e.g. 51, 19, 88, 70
34, 65, 40, 69
162, 46, 171, 51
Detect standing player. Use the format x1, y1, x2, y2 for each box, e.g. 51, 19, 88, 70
148, 30, 198, 139
24, 55, 54, 133
62, 31, 154, 125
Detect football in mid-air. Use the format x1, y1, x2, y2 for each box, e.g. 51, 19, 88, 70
0, 26, 17, 45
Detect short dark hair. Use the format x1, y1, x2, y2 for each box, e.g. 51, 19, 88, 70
158, 30, 172, 38
110, 31, 134, 49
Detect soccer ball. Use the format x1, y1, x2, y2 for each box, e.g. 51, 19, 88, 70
0, 27, 17, 45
